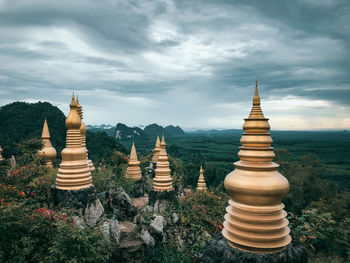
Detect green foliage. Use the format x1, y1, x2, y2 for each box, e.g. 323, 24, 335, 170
289, 208, 350, 258
0, 203, 112, 263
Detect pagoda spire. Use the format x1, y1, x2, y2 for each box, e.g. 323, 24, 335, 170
153, 134, 172, 191
76, 97, 95, 172
37, 119, 57, 168
248, 80, 264, 119
196, 165, 207, 191
152, 135, 161, 163
55, 95, 92, 190
126, 141, 142, 181
222, 83, 291, 253
0, 146, 3, 161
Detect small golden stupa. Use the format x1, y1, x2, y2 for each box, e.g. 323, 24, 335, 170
126, 142, 142, 181
37, 119, 57, 168
222, 81, 291, 253
55, 94, 92, 190
153, 134, 173, 191
196, 165, 207, 191
152, 135, 161, 163
76, 97, 95, 172
0, 146, 3, 161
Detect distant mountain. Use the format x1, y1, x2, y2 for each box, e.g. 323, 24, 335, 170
115, 123, 147, 141
87, 125, 116, 137
113, 123, 185, 141
164, 125, 185, 136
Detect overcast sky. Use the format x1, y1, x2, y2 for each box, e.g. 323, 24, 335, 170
0, 0, 349, 130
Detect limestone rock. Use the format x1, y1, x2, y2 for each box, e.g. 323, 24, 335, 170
84, 198, 104, 227
150, 215, 165, 235
172, 212, 179, 224
153, 199, 170, 213
105, 182, 137, 220
141, 229, 155, 247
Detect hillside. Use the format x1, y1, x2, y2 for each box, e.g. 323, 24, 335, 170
0, 101, 66, 157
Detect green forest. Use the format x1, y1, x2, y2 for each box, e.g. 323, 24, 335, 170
0, 102, 349, 262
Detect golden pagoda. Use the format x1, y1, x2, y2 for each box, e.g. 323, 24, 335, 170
76, 97, 95, 172
152, 135, 161, 163
55, 94, 92, 190
222, 81, 291, 253
196, 165, 207, 191
126, 142, 142, 181
0, 146, 3, 161
37, 119, 57, 168
153, 134, 173, 191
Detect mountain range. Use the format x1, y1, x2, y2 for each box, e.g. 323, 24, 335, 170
87, 123, 185, 141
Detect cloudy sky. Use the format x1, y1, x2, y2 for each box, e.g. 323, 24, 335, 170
0, 0, 349, 130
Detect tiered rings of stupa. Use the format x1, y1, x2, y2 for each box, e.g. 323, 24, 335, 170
153, 135, 173, 191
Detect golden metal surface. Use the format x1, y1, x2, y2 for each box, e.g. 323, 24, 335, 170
126, 142, 142, 181
37, 119, 57, 168
197, 165, 207, 191
55, 94, 92, 190
152, 135, 161, 163
0, 146, 3, 161
153, 134, 173, 191
76, 97, 95, 172
222, 81, 291, 253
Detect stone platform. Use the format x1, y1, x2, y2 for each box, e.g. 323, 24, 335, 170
201, 233, 308, 263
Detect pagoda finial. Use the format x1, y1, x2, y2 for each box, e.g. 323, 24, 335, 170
249, 81, 264, 118
41, 118, 50, 139
161, 132, 166, 145
71, 92, 76, 105
0, 146, 3, 161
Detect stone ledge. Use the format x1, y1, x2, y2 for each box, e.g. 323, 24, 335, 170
201, 232, 308, 263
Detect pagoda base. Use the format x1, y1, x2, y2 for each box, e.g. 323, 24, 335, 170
202, 232, 308, 263
149, 189, 178, 206
51, 184, 98, 209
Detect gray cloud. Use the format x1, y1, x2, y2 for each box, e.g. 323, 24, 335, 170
0, 0, 349, 130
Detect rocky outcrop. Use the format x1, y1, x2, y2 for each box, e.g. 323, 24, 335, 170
103, 182, 138, 220
101, 219, 121, 245
51, 185, 105, 227
201, 233, 308, 263
84, 198, 105, 227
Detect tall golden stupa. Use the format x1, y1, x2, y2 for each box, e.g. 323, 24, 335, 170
55, 95, 92, 190
196, 165, 207, 191
76, 97, 95, 172
153, 134, 173, 191
222, 81, 291, 253
126, 142, 142, 181
37, 119, 57, 168
0, 146, 3, 161
152, 135, 161, 163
